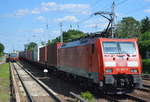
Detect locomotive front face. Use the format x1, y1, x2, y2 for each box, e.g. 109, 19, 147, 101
96, 38, 142, 93
102, 41, 141, 75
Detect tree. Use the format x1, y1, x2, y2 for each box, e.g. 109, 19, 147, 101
138, 32, 150, 58
0, 43, 4, 56
63, 29, 86, 42
116, 17, 140, 38
47, 40, 51, 45
51, 29, 86, 44
140, 17, 150, 34
40, 41, 46, 46
27, 42, 37, 51
139, 31, 150, 41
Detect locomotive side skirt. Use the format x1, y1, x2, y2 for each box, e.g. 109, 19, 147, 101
57, 66, 99, 83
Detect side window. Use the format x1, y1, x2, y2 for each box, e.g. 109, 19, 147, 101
92, 44, 95, 54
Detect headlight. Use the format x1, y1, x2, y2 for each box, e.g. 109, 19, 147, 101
105, 69, 113, 73
105, 61, 116, 67
131, 69, 138, 73
127, 61, 138, 67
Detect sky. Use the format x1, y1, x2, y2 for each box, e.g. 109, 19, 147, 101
0, 0, 150, 53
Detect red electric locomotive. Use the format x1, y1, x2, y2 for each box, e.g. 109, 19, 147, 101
58, 37, 142, 94
7, 52, 19, 62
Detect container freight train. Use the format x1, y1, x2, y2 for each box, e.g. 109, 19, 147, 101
19, 37, 143, 94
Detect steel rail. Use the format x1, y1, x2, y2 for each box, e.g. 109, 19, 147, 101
125, 94, 147, 102
142, 74, 150, 80
16, 62, 65, 102
12, 63, 35, 102
10, 63, 21, 102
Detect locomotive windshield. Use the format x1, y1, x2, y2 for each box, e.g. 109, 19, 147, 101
103, 42, 136, 54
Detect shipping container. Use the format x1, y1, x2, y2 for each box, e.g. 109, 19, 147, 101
47, 43, 62, 67
33, 45, 43, 62
58, 44, 96, 78
39, 46, 48, 64
27, 50, 32, 60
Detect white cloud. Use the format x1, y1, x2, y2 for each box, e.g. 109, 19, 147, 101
85, 24, 98, 28
15, 9, 29, 16
33, 28, 44, 33
31, 8, 40, 14
85, 23, 107, 29
144, 9, 150, 13
41, 2, 56, 7
40, 2, 91, 15
55, 16, 78, 22
17, 28, 45, 34
36, 16, 45, 21
14, 2, 91, 17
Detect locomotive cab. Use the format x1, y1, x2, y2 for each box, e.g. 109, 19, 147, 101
8, 53, 18, 62
96, 38, 142, 93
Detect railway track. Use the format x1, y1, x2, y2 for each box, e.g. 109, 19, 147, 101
126, 89, 150, 102
18, 61, 150, 102
10, 62, 65, 102
142, 74, 150, 80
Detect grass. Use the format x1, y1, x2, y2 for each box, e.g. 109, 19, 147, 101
0, 56, 3, 62
0, 63, 10, 102
80, 91, 96, 102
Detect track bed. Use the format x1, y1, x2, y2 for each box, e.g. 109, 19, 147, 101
10, 62, 64, 102
18, 61, 150, 102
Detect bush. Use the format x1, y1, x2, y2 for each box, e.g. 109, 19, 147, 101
142, 59, 150, 74
80, 91, 95, 102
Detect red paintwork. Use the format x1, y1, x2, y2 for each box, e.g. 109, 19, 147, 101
96, 38, 142, 80
47, 43, 62, 67
19, 37, 142, 84
58, 40, 99, 76
9, 57, 19, 61
26, 50, 33, 60
58, 38, 142, 81
8, 53, 19, 61
39, 46, 48, 64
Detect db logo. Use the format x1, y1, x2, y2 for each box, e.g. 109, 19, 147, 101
116, 68, 127, 71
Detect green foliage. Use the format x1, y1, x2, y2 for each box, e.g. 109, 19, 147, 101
40, 41, 46, 46
0, 63, 10, 102
47, 40, 51, 45
138, 32, 150, 58
116, 17, 140, 38
80, 91, 95, 102
142, 59, 150, 74
51, 29, 86, 44
51, 37, 60, 44
139, 31, 150, 41
63, 29, 86, 42
139, 40, 150, 58
0, 43, 4, 56
140, 17, 150, 34
27, 42, 37, 51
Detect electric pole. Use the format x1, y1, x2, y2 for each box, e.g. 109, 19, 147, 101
60, 22, 63, 43
111, 2, 115, 38
70, 24, 72, 29
93, 2, 116, 38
